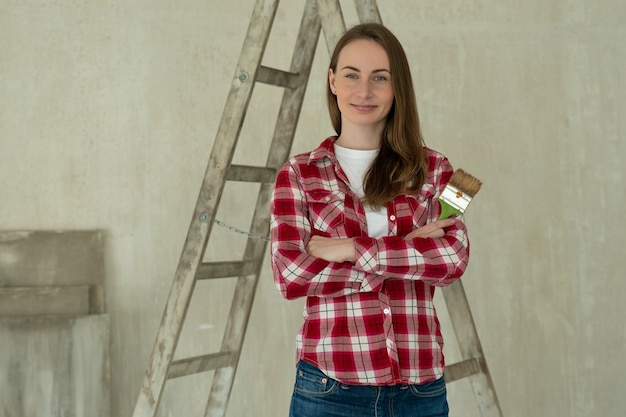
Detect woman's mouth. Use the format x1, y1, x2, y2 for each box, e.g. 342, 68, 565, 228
352, 104, 377, 112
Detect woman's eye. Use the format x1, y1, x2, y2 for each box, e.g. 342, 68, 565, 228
374, 75, 387, 81
346, 73, 358, 79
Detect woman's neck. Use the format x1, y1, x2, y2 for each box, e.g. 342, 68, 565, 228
335, 125, 382, 150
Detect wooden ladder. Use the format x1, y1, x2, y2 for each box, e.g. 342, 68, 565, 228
131, 1, 504, 417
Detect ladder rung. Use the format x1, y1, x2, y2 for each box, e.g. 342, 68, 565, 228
168, 352, 234, 379
444, 357, 481, 383
256, 65, 301, 89
226, 164, 277, 183
197, 260, 258, 280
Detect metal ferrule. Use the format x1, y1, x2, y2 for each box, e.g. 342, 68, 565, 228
439, 185, 472, 213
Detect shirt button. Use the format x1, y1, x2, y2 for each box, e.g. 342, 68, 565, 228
389, 215, 396, 221
386, 339, 393, 348
383, 308, 390, 315
324, 196, 331, 202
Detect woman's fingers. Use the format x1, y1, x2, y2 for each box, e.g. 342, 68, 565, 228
404, 218, 455, 240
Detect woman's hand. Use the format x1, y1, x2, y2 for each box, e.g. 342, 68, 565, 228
404, 218, 455, 240
307, 236, 356, 263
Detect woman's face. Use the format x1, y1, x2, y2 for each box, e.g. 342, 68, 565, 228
329, 39, 394, 135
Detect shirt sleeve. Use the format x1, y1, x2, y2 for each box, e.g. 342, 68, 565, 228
352, 220, 468, 287
352, 155, 469, 287
270, 160, 384, 300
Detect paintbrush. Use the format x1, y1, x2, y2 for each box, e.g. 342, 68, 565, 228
438, 169, 483, 220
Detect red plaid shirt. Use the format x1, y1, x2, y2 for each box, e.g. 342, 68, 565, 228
270, 136, 469, 385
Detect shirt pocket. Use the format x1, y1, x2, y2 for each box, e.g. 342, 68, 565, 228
305, 189, 345, 233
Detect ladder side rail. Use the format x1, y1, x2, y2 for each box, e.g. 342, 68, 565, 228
204, 1, 324, 416
131, 1, 280, 416
442, 280, 504, 417
353, 4, 501, 414
204, 273, 258, 417
266, 0, 323, 168
316, 0, 346, 55
354, 0, 382, 24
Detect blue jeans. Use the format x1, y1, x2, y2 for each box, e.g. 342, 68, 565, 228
289, 360, 449, 417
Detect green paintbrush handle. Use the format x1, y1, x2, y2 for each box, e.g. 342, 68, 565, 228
438, 199, 462, 220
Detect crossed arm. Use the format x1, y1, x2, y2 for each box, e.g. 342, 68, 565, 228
270, 157, 469, 299
306, 218, 456, 263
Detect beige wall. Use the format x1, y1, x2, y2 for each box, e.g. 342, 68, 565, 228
1, 1, 624, 416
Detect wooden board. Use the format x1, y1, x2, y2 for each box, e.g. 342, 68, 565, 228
0, 286, 91, 316
0, 230, 104, 313
0, 315, 110, 417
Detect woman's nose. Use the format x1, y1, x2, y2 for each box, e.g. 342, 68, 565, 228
356, 80, 372, 98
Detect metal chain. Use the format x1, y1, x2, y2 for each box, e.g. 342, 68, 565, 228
214, 219, 270, 241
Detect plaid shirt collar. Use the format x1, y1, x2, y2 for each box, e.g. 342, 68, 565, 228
307, 136, 338, 165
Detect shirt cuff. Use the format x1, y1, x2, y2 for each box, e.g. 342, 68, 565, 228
354, 236, 378, 272
353, 237, 386, 292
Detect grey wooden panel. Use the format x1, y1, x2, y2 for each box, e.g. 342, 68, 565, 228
0, 230, 105, 313
0, 315, 110, 417
0, 286, 90, 316
0, 230, 104, 287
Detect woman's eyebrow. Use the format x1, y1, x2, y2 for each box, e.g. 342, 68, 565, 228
339, 65, 391, 73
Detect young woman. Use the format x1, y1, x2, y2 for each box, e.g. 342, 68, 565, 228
270, 23, 470, 417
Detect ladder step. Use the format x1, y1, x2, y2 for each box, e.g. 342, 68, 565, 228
168, 352, 234, 379
444, 357, 481, 383
256, 65, 301, 89
197, 260, 259, 280
226, 164, 277, 183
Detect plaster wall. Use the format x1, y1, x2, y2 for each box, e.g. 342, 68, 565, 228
1, 0, 624, 416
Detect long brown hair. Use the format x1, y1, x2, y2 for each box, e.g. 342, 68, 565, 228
327, 23, 428, 209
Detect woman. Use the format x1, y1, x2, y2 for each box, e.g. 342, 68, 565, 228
270, 22, 469, 417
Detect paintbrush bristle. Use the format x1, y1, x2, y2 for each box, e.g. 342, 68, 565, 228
448, 169, 483, 198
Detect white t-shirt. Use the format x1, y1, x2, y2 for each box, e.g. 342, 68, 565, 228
334, 144, 388, 238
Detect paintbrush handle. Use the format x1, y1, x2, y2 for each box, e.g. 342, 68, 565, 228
438, 199, 462, 220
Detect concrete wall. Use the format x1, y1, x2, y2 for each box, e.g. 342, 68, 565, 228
1, 1, 624, 416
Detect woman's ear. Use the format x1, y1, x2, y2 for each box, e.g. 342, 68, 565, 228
328, 68, 336, 95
